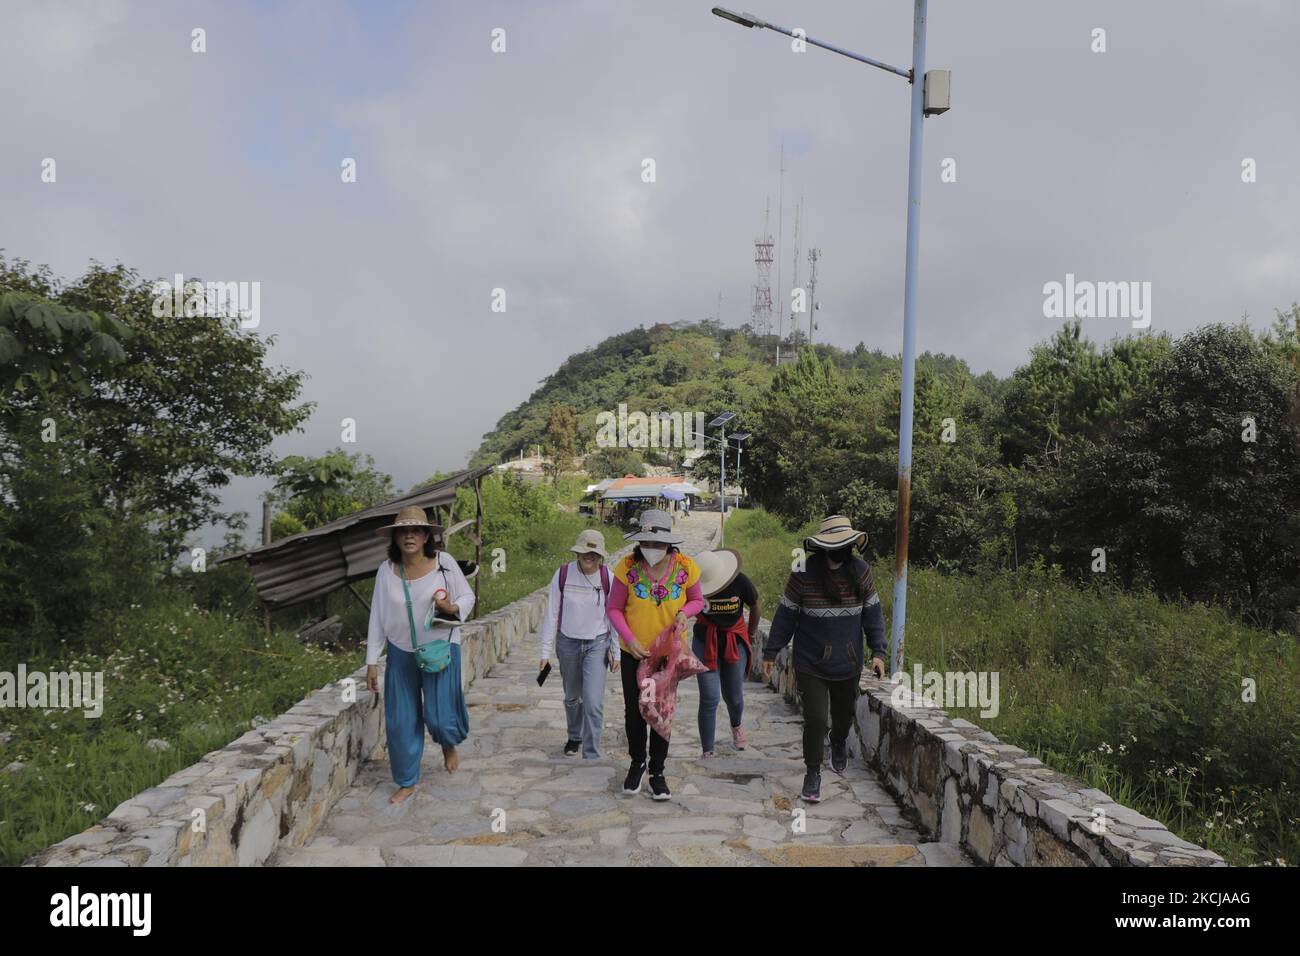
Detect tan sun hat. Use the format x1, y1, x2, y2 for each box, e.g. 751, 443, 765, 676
374, 505, 443, 539
694, 548, 742, 597
569, 528, 609, 559
804, 514, 866, 552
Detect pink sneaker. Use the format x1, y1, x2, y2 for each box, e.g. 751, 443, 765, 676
732, 725, 747, 751
701, 751, 715, 759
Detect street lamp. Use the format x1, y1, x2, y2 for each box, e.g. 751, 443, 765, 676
712, 2, 950, 677
707, 412, 735, 544
731, 432, 751, 510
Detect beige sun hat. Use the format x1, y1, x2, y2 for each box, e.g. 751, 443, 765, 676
694, 548, 742, 597
569, 528, 609, 559
804, 514, 866, 552
374, 504, 443, 539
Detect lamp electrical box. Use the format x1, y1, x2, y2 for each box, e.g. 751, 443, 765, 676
923, 69, 951, 116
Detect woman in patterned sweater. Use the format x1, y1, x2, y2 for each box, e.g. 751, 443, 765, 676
762, 515, 887, 803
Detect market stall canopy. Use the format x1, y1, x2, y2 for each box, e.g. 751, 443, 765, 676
219, 465, 493, 610
663, 481, 701, 495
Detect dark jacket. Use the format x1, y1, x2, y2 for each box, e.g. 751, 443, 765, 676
762, 556, 886, 680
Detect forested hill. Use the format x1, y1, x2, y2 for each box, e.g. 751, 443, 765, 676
469, 309, 1300, 637
468, 319, 986, 468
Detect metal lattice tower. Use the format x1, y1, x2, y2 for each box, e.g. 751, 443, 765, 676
789, 197, 802, 335
807, 247, 820, 344
752, 200, 774, 337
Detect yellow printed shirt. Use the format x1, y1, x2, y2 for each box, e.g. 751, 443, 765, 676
612, 552, 702, 652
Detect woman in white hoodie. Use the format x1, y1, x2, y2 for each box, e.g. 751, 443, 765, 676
539, 528, 618, 759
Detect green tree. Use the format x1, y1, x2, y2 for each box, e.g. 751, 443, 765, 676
543, 403, 578, 485
270, 448, 396, 533
1031, 324, 1300, 626
0, 258, 313, 559
746, 347, 877, 524
584, 446, 644, 479
998, 322, 1168, 466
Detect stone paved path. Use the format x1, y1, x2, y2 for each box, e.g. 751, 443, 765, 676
271, 512, 972, 867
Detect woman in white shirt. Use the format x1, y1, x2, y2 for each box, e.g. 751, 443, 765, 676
539, 528, 618, 759
365, 506, 475, 805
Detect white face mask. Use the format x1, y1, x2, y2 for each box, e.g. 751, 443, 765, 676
640, 546, 668, 565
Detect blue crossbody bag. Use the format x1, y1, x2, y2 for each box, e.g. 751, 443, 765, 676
399, 563, 453, 674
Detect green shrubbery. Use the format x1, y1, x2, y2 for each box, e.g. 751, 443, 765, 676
0, 594, 354, 866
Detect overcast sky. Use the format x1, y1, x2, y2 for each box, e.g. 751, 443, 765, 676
3, 0, 1297, 546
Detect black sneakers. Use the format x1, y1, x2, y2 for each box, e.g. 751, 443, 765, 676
649, 774, 671, 801
623, 760, 647, 794
563, 739, 581, 757
830, 738, 848, 774
801, 767, 822, 803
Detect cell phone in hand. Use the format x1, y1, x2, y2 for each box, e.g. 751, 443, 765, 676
536, 662, 552, 687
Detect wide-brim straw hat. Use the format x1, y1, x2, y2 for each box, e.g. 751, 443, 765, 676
569, 528, 609, 559
623, 508, 684, 545
694, 548, 741, 597
804, 514, 866, 552
374, 504, 443, 538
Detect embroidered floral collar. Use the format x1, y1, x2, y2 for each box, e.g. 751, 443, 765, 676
627, 554, 690, 606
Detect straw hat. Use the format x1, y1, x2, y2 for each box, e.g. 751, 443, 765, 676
623, 508, 684, 545
804, 514, 866, 552
374, 505, 443, 539
694, 548, 742, 597
569, 528, 609, 559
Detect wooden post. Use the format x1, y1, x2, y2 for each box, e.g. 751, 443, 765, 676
346, 582, 372, 613
261, 500, 272, 635
473, 476, 484, 619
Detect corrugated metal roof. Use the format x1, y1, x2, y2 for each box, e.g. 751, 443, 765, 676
219, 465, 492, 610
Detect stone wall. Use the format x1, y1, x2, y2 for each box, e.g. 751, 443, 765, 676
750, 619, 1224, 867
27, 577, 558, 867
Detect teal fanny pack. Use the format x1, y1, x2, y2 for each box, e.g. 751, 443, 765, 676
399, 563, 452, 674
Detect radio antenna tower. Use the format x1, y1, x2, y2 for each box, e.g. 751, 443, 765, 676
751, 199, 774, 337
806, 247, 821, 344
774, 143, 785, 366
790, 196, 802, 339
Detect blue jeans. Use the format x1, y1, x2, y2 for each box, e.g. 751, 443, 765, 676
384, 641, 469, 787
692, 635, 747, 752
555, 633, 610, 759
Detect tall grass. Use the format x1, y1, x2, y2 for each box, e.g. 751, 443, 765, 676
0, 601, 352, 866
725, 507, 1299, 866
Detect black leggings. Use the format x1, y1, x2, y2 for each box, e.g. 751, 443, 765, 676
620, 655, 669, 774
796, 671, 858, 769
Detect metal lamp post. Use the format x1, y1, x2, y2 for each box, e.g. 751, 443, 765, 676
711, 2, 949, 676
708, 412, 736, 543
731, 431, 751, 510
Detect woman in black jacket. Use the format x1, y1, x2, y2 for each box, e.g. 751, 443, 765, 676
762, 515, 887, 803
